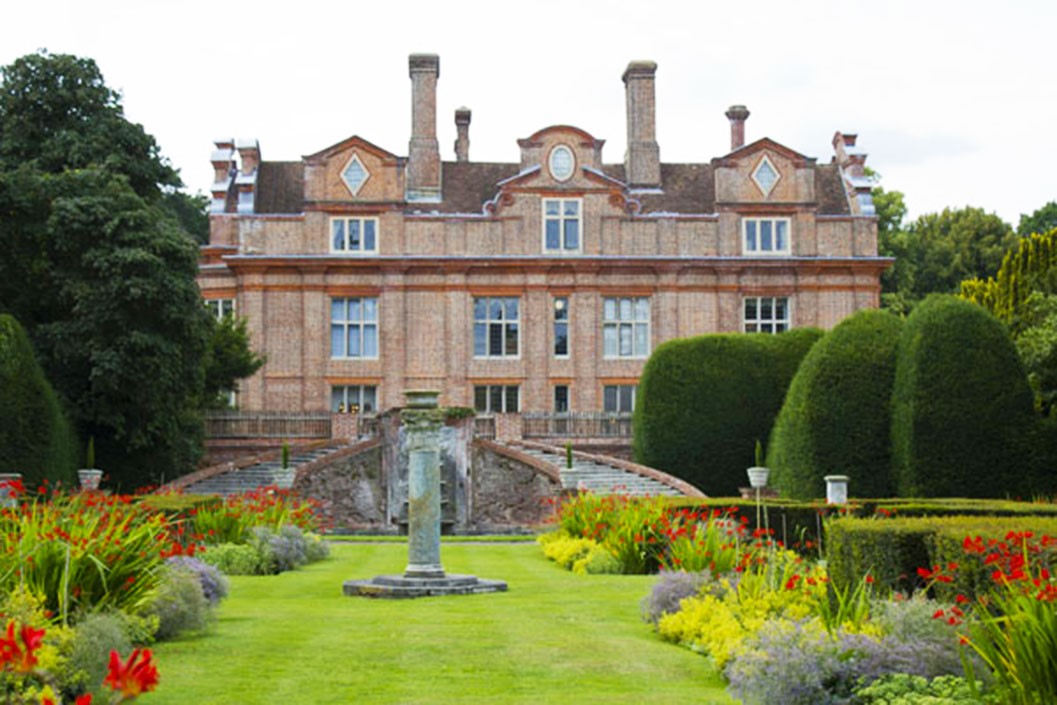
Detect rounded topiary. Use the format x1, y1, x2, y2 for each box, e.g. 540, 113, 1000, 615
769, 309, 904, 500
891, 295, 1035, 498
0, 314, 77, 487
633, 327, 823, 495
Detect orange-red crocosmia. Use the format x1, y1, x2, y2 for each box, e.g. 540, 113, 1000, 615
104, 648, 160, 697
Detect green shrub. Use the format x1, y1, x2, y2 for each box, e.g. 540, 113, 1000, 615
633, 327, 823, 495
891, 295, 1035, 497
136, 492, 222, 517
148, 562, 211, 640
67, 612, 133, 694
199, 542, 263, 575
853, 674, 984, 705
0, 313, 77, 486
769, 310, 904, 499
572, 545, 622, 575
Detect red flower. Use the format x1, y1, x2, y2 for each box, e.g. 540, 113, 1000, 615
104, 648, 160, 697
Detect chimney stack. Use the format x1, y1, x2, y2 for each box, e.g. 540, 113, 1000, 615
454, 107, 471, 162
725, 105, 750, 151
622, 61, 661, 188
407, 54, 442, 201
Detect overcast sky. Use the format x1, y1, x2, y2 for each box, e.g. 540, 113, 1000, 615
2, 0, 1054, 226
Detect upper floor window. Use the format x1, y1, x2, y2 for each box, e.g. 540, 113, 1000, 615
206, 298, 235, 321
331, 297, 378, 358
473, 297, 519, 358
744, 296, 790, 334
553, 297, 569, 358
474, 385, 519, 413
603, 297, 650, 358
548, 145, 575, 181
331, 385, 377, 413
543, 199, 581, 253
331, 217, 378, 254
743, 217, 790, 255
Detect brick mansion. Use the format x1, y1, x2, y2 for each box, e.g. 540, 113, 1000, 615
198, 54, 889, 416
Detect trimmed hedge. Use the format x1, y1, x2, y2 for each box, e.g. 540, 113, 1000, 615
826, 515, 1057, 600
891, 295, 1035, 498
633, 328, 823, 496
0, 314, 77, 486
768, 310, 904, 500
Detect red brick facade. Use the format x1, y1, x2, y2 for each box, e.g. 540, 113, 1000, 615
199, 55, 890, 414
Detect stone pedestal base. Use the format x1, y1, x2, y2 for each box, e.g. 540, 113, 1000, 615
343, 574, 508, 599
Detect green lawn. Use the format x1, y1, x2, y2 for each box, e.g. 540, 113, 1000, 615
140, 543, 733, 704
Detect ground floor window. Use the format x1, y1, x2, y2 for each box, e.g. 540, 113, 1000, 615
331, 385, 377, 413
474, 385, 519, 413
743, 296, 790, 333
554, 385, 569, 413
603, 384, 636, 413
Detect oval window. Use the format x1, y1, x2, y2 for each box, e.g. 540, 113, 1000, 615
549, 145, 575, 182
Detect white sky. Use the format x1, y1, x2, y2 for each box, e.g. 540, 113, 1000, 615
2, 0, 1054, 226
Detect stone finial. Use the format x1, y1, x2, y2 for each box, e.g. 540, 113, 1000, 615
622, 60, 661, 188
725, 105, 750, 151
454, 107, 471, 162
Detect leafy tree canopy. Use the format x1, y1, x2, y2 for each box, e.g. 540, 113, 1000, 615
1018, 201, 1057, 238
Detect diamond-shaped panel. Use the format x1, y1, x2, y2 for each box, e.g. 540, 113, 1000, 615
752, 156, 779, 196
342, 154, 369, 195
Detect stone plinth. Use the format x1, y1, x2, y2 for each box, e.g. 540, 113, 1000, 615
343, 574, 507, 599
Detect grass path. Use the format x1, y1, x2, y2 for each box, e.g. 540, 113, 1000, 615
139, 543, 733, 704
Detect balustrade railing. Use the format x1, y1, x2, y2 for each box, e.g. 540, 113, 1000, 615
521, 412, 633, 438
204, 411, 332, 439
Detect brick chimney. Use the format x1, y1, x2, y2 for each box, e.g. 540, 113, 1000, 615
407, 53, 441, 201
725, 105, 750, 151
454, 107, 471, 162
622, 61, 661, 188
234, 138, 259, 215
210, 139, 236, 213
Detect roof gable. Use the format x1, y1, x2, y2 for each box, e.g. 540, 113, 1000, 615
303, 135, 400, 164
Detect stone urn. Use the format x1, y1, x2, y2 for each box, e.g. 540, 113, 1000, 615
78, 469, 103, 491
0, 472, 23, 508
746, 466, 770, 489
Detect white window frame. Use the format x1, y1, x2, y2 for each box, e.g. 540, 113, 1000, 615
206, 298, 235, 321
603, 384, 637, 414
542, 198, 582, 254
473, 385, 520, 413
553, 384, 570, 413
602, 296, 651, 359
330, 297, 379, 359
743, 296, 791, 334
553, 296, 570, 358
330, 216, 379, 255
330, 384, 378, 414
742, 217, 791, 255
548, 145, 576, 182
473, 297, 520, 359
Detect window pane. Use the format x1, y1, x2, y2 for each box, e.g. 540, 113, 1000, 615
474, 323, 487, 356
349, 219, 361, 250
364, 220, 376, 251
505, 323, 518, 356
332, 220, 345, 251
745, 221, 756, 251
604, 386, 617, 412
563, 200, 578, 217
363, 386, 377, 412
348, 325, 361, 357
474, 298, 486, 321
554, 385, 569, 413
746, 323, 758, 333
350, 298, 361, 321
775, 220, 787, 251
505, 386, 519, 413
363, 325, 377, 357
634, 323, 649, 355
619, 385, 634, 412
545, 220, 560, 250
564, 219, 579, 250
554, 297, 568, 321
555, 323, 568, 356
635, 298, 650, 321
505, 298, 518, 319
760, 220, 773, 251
490, 386, 502, 413
363, 298, 377, 321
331, 324, 345, 357
603, 325, 617, 357
330, 387, 345, 412
619, 324, 632, 356
745, 298, 757, 319
775, 298, 787, 319
762, 298, 773, 319
603, 298, 616, 321
776, 323, 787, 333
489, 323, 503, 355
762, 323, 774, 334
331, 298, 345, 322
489, 298, 502, 319
474, 386, 488, 412
545, 200, 560, 216
620, 298, 632, 320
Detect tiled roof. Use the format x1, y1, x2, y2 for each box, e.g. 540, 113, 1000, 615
248, 157, 849, 216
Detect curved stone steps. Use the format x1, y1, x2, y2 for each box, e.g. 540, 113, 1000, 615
184, 444, 346, 496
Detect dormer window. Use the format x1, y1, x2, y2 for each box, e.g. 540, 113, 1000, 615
543, 199, 581, 253
751, 155, 780, 197
548, 145, 575, 182
331, 217, 378, 254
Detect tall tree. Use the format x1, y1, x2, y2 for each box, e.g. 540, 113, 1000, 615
0, 51, 251, 486
1018, 201, 1057, 238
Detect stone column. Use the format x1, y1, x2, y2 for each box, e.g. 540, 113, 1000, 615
402, 390, 445, 579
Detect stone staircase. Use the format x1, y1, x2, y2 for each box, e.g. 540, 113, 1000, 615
510, 442, 688, 497
184, 443, 346, 496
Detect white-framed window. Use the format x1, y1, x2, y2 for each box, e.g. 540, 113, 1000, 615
553, 296, 569, 358
554, 385, 570, 413
330, 217, 378, 254
743, 296, 790, 334
331, 297, 378, 359
742, 217, 791, 255
548, 145, 575, 182
603, 385, 636, 413
473, 297, 520, 358
543, 198, 581, 253
331, 385, 378, 413
474, 385, 520, 413
602, 297, 650, 358
206, 298, 235, 320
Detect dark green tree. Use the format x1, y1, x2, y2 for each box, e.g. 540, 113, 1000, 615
203, 315, 265, 409
1018, 201, 1057, 238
